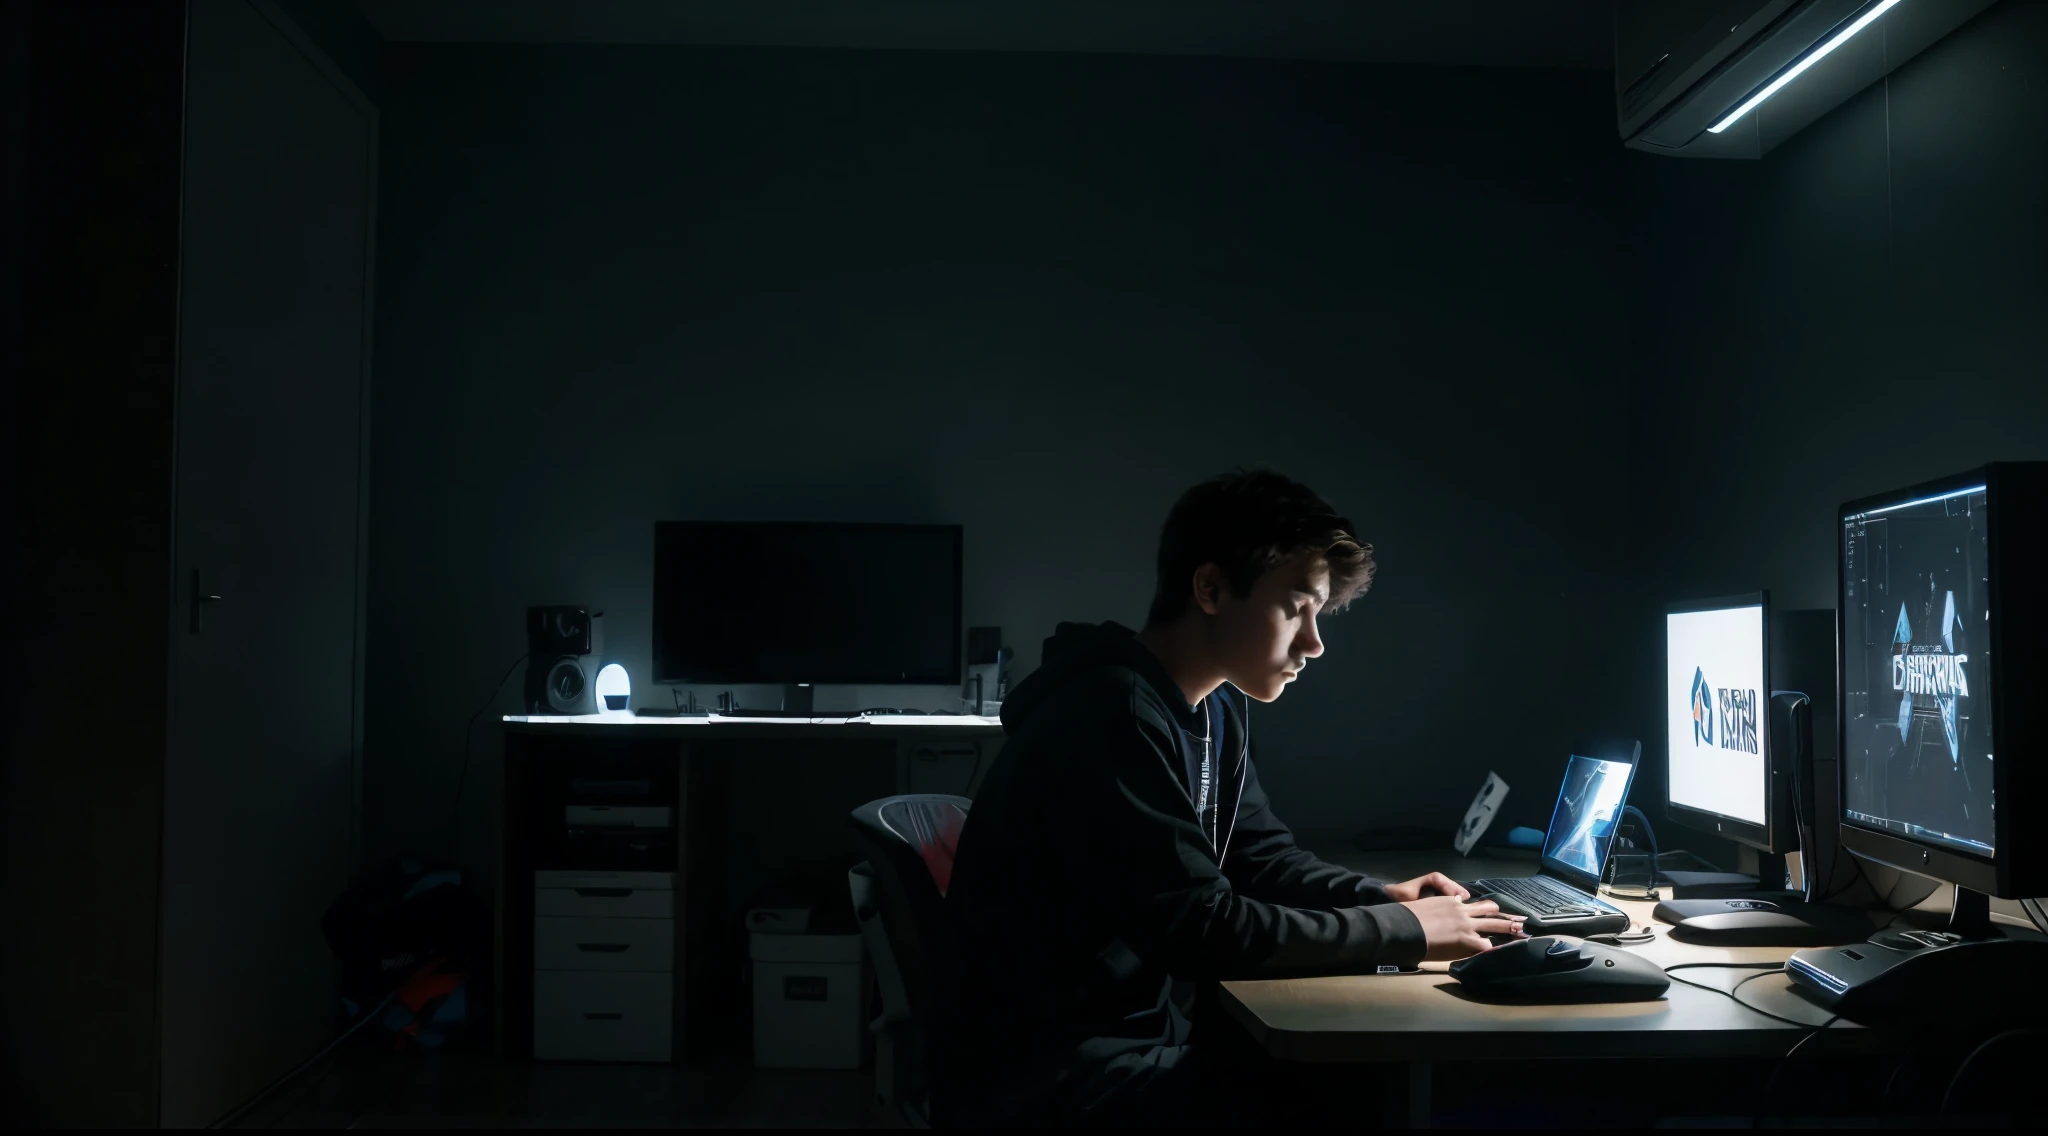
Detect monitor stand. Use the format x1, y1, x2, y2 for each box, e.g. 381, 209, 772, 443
1662, 850, 1794, 900
711, 684, 821, 718
1653, 854, 1873, 944
1946, 885, 2000, 939
1891, 885, 2048, 942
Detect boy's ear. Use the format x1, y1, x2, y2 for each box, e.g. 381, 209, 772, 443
1192, 563, 1227, 617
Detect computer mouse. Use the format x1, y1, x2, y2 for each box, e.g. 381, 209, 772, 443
1449, 936, 1670, 1003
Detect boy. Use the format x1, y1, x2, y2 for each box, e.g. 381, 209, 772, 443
940, 469, 1520, 1125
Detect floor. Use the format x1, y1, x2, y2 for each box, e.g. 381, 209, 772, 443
224, 1033, 2030, 1128
231, 1042, 890, 1129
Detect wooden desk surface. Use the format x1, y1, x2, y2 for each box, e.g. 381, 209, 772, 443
1220, 847, 1893, 1064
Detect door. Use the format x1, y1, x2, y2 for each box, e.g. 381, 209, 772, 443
159, 0, 374, 1125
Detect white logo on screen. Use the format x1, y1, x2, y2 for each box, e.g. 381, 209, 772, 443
1894, 651, 1969, 698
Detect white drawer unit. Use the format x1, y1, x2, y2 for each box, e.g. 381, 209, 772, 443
533, 970, 673, 1063
534, 886, 674, 919
534, 916, 675, 973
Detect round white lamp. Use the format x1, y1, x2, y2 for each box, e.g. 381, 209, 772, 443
595, 663, 631, 713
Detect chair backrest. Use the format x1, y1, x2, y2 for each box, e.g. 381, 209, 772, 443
848, 795, 969, 1029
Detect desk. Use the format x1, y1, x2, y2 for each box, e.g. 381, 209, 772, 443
496, 714, 1004, 1062
1221, 848, 1895, 1127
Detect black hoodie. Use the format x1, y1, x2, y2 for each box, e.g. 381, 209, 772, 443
939, 622, 1424, 1120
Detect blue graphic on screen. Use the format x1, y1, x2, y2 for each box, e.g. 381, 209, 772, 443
1542, 755, 1635, 879
1690, 666, 1714, 747
1893, 603, 1914, 738
1842, 485, 1992, 855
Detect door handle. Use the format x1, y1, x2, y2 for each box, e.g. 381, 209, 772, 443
190, 569, 223, 634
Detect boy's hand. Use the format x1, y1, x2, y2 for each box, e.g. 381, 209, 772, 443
1383, 872, 1470, 902
1404, 895, 1526, 960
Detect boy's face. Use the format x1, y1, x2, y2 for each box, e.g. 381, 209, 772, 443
1199, 555, 1329, 703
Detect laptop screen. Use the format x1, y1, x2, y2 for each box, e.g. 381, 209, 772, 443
1540, 753, 1637, 885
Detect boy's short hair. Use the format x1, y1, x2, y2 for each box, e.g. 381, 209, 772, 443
1144, 468, 1375, 628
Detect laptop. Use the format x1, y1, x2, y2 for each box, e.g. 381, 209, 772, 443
1467, 742, 1641, 936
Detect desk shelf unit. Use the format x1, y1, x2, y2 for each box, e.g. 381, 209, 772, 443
497, 715, 1004, 1063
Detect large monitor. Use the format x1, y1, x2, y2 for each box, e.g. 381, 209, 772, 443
1838, 463, 2048, 901
652, 522, 963, 688
1665, 594, 1792, 862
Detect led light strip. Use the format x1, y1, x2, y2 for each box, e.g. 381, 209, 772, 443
1708, 0, 1903, 134
1849, 484, 1987, 520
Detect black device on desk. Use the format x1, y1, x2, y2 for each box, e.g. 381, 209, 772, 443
1449, 936, 1670, 1003
1784, 464, 2048, 1021
1465, 743, 1639, 937
634, 688, 710, 717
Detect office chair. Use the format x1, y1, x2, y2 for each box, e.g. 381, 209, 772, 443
847, 795, 969, 1129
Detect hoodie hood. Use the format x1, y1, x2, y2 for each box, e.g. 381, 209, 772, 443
1000, 622, 1190, 735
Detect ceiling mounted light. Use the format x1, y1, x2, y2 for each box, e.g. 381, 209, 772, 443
1707, 0, 1903, 134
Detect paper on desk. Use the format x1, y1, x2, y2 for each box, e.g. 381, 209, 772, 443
1454, 772, 1509, 856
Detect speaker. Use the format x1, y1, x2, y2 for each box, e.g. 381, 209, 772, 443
1776, 693, 1846, 902
1770, 609, 1841, 899
962, 626, 1008, 716
526, 606, 604, 715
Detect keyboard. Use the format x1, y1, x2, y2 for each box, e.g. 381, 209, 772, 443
1471, 875, 1619, 918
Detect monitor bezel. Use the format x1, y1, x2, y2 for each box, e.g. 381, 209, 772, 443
1663, 592, 1784, 855
1540, 739, 1643, 892
1835, 466, 2011, 895
650, 520, 965, 686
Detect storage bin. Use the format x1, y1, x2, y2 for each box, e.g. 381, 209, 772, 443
749, 931, 870, 1069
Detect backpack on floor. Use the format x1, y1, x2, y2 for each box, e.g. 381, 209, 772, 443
322, 856, 488, 1048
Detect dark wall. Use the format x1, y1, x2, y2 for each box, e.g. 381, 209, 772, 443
3, 0, 26, 570
6, 2, 188, 1125
270, 0, 383, 103
1623, 1, 2048, 859
366, 44, 1631, 876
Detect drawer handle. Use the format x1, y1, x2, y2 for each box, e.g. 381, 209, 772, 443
576, 943, 630, 953
583, 1012, 624, 1021
574, 888, 633, 898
